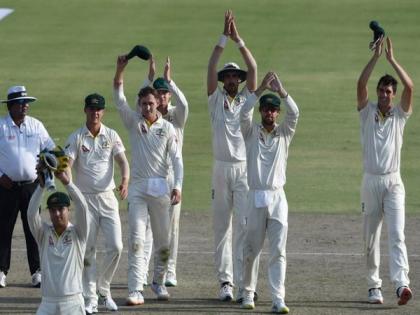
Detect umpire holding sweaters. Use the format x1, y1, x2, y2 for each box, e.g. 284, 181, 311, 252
0, 86, 55, 288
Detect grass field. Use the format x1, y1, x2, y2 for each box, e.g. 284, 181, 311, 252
0, 0, 419, 213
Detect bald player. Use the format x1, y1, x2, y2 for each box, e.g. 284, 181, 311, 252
28, 164, 89, 315
140, 56, 189, 287
207, 10, 257, 302
113, 55, 183, 305
240, 72, 299, 314
357, 36, 414, 305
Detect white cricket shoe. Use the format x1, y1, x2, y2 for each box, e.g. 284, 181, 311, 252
0, 271, 6, 288
368, 288, 384, 304
219, 282, 233, 301
126, 291, 144, 306
98, 293, 118, 311
31, 270, 41, 287
165, 271, 177, 287
397, 286, 412, 305
271, 300, 289, 314
85, 302, 98, 314
241, 290, 255, 309
151, 282, 170, 300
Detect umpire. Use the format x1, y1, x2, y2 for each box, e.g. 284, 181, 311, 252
0, 86, 55, 288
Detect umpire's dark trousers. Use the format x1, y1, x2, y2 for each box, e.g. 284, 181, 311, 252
0, 182, 40, 275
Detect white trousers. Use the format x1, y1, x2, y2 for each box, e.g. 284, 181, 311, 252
142, 170, 181, 282
212, 160, 248, 287
243, 188, 288, 303
127, 182, 170, 292
82, 191, 123, 304
36, 294, 85, 315
361, 172, 410, 290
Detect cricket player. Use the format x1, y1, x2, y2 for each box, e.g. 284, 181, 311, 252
207, 10, 257, 301
139, 56, 189, 287
113, 55, 183, 305
64, 93, 129, 313
240, 72, 299, 314
27, 164, 89, 315
357, 36, 414, 305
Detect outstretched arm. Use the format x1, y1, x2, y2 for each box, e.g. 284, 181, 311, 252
385, 37, 414, 113
230, 16, 257, 92
207, 10, 233, 96
357, 37, 383, 111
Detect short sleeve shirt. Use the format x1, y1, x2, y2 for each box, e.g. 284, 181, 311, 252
208, 86, 252, 162
65, 124, 125, 193
360, 102, 410, 174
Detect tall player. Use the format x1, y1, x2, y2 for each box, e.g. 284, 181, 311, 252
357, 36, 414, 305
207, 10, 257, 301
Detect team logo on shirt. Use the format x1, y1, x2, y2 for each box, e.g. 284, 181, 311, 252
81, 145, 90, 152
63, 234, 72, 246
155, 129, 165, 137
101, 140, 110, 149
234, 95, 244, 106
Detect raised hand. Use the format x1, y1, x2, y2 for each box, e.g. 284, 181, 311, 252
116, 55, 128, 71
385, 37, 394, 62
229, 17, 241, 42
373, 35, 384, 58
223, 10, 233, 36
164, 57, 171, 82
262, 72, 276, 90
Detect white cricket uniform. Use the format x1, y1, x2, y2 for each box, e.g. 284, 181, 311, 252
113, 84, 183, 292
208, 86, 252, 287
27, 183, 89, 315
140, 79, 189, 283
359, 101, 411, 290
240, 93, 299, 303
65, 124, 125, 304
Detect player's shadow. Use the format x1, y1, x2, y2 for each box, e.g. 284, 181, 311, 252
287, 300, 398, 311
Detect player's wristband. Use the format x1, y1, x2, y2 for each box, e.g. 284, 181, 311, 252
236, 39, 245, 48
218, 35, 228, 48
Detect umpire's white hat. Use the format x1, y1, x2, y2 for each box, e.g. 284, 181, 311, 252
1, 86, 37, 104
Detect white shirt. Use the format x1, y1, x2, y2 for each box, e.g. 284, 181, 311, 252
113, 84, 183, 191
208, 86, 252, 162
65, 124, 125, 193
240, 93, 299, 190
360, 101, 410, 175
140, 79, 189, 151
0, 114, 55, 181
27, 183, 89, 298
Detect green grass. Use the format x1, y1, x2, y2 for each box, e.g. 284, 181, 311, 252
1, 0, 419, 213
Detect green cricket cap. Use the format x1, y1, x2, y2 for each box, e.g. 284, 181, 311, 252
259, 93, 281, 109
47, 192, 71, 208
85, 93, 105, 109
153, 78, 170, 92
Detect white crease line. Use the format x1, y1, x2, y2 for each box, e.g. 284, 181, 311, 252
11, 248, 420, 257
